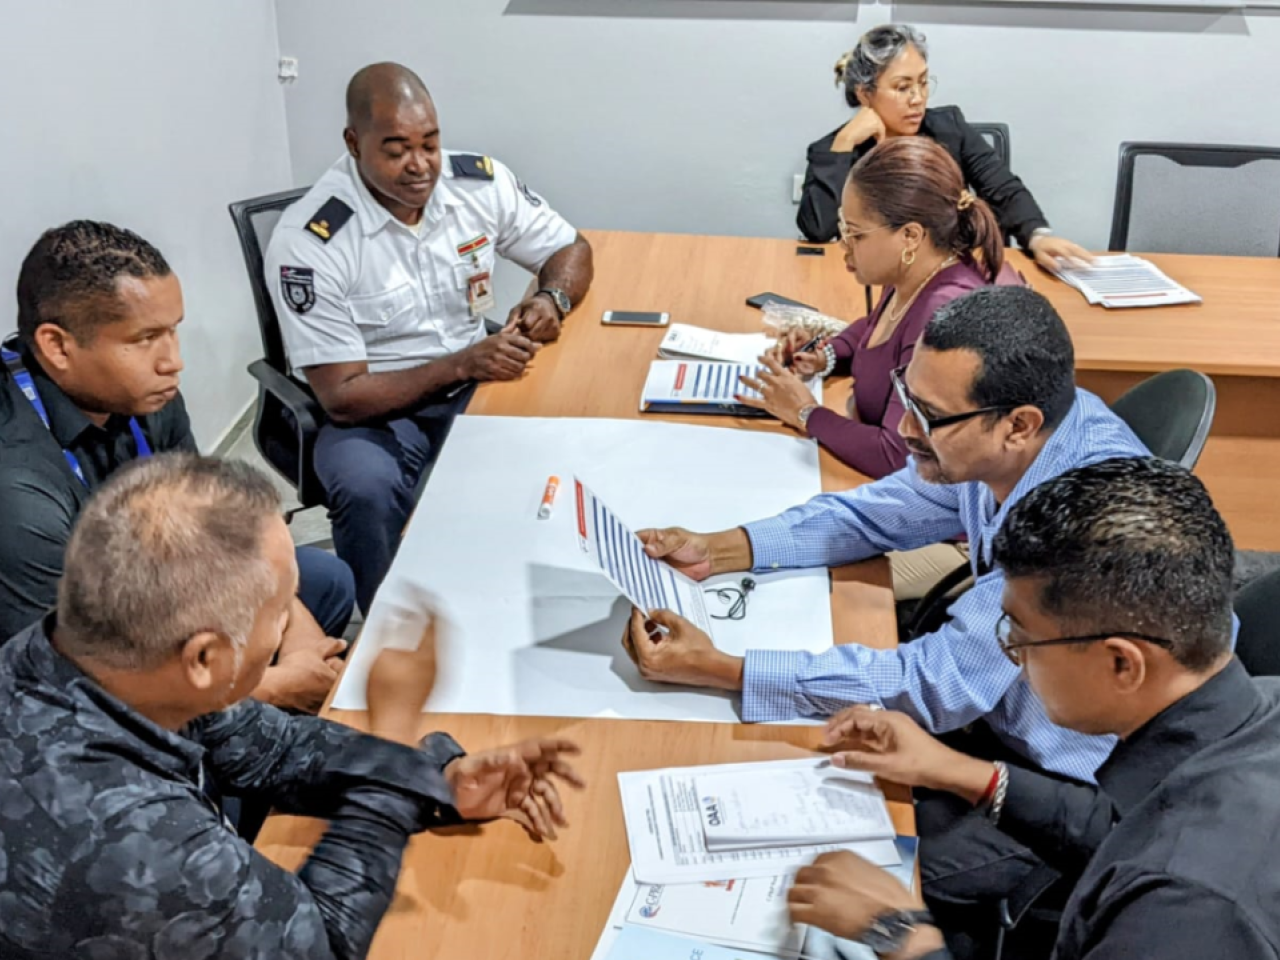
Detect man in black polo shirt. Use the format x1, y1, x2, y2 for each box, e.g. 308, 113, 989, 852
785, 458, 1280, 959
0, 220, 356, 712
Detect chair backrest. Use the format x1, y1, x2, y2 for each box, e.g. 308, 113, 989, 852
1109, 368, 1216, 470
227, 188, 310, 372
1109, 142, 1280, 256
1235, 569, 1280, 677
970, 122, 1011, 170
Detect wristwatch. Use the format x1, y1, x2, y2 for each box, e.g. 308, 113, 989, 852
536, 287, 572, 320
797, 404, 819, 429
861, 908, 935, 957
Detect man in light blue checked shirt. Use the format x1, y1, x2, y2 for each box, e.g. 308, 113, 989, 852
620, 286, 1149, 952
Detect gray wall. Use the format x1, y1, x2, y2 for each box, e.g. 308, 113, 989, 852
274, 0, 1280, 257
0, 0, 293, 447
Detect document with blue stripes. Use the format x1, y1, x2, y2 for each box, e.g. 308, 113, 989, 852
639, 360, 821, 418
575, 477, 711, 633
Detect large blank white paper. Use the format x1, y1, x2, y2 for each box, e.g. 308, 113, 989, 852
621, 758, 900, 884
330, 416, 835, 720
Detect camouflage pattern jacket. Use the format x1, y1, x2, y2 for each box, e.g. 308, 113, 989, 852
0, 619, 465, 959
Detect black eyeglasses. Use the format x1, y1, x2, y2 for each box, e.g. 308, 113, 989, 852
995, 613, 1175, 666
706, 577, 756, 621
890, 366, 1013, 438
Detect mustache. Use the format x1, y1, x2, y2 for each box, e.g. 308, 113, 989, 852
906, 441, 935, 459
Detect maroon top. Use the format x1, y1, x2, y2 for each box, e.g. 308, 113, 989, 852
806, 258, 1023, 479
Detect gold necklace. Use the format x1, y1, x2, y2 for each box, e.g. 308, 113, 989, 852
881, 255, 958, 333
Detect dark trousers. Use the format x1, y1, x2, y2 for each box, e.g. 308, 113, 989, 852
313, 386, 474, 614
919, 723, 1077, 960
293, 546, 356, 637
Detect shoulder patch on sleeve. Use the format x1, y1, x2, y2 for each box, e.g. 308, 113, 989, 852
280, 266, 316, 314
306, 197, 354, 243
517, 181, 544, 208
450, 154, 495, 181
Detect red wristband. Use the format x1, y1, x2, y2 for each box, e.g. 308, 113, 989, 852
977, 765, 1000, 807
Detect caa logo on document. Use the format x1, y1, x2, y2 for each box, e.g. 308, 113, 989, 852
639, 886, 664, 918
702, 795, 724, 827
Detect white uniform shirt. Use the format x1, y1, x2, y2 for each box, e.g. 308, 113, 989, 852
265, 151, 578, 375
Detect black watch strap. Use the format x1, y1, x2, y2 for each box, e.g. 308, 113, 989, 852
862, 908, 936, 957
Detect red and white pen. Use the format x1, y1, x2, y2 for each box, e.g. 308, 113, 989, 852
538, 476, 561, 519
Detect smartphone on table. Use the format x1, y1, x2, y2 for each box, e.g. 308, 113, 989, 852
601, 310, 671, 327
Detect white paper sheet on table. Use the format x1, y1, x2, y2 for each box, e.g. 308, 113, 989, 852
659, 323, 775, 364
620, 758, 900, 884
590, 837, 918, 960
329, 416, 837, 721
1051, 255, 1201, 308
696, 764, 896, 851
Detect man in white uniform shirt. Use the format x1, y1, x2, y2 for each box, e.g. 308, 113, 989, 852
267, 62, 593, 612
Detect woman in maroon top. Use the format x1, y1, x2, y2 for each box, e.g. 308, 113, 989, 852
742, 137, 1021, 479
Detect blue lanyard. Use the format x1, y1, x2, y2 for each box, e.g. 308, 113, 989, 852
2, 346, 152, 488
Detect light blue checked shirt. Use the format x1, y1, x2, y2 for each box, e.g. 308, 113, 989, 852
741, 389, 1148, 783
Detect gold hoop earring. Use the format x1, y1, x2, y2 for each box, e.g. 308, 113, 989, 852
902, 249, 917, 266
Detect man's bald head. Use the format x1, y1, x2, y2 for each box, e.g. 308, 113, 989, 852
345, 62, 432, 132
57, 454, 284, 670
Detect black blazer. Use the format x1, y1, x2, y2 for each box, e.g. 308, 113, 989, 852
796, 104, 1049, 248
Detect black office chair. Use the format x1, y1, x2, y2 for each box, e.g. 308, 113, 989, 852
227, 187, 329, 513
971, 122, 1012, 170
1108, 142, 1280, 256
903, 368, 1217, 642
1110, 368, 1216, 469
1235, 569, 1280, 678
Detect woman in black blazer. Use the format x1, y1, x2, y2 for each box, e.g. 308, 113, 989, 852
797, 24, 1090, 270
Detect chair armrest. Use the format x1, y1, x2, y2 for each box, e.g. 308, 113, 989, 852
248, 359, 324, 435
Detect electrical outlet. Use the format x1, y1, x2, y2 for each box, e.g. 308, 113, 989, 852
278, 57, 299, 81
792, 174, 804, 204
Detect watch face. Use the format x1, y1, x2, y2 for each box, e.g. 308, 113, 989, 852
861, 911, 916, 956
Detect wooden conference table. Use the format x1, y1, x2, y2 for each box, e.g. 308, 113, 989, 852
255, 231, 911, 960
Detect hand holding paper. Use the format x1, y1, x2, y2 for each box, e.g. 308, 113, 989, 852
622, 608, 744, 691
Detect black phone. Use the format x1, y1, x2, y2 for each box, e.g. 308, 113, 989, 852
745, 292, 815, 311
796, 246, 826, 257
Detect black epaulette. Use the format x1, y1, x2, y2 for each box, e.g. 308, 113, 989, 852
450, 154, 495, 181
306, 197, 354, 243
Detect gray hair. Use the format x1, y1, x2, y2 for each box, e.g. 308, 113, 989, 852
836, 24, 929, 108
57, 454, 283, 671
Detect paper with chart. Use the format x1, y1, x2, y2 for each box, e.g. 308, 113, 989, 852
696, 764, 896, 852
1052, 255, 1201, 308
590, 838, 919, 960
621, 757, 900, 884
659, 323, 775, 364
640, 360, 822, 416
328, 416, 835, 721
575, 478, 712, 634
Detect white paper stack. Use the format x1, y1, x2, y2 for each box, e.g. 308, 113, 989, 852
658, 323, 775, 364
1052, 255, 1201, 309
696, 765, 897, 852
590, 836, 920, 960
619, 758, 900, 886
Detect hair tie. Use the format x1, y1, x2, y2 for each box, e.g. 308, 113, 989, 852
833, 51, 853, 85
957, 190, 976, 212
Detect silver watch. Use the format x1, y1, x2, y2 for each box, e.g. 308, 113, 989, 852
536, 287, 571, 319
797, 404, 819, 429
